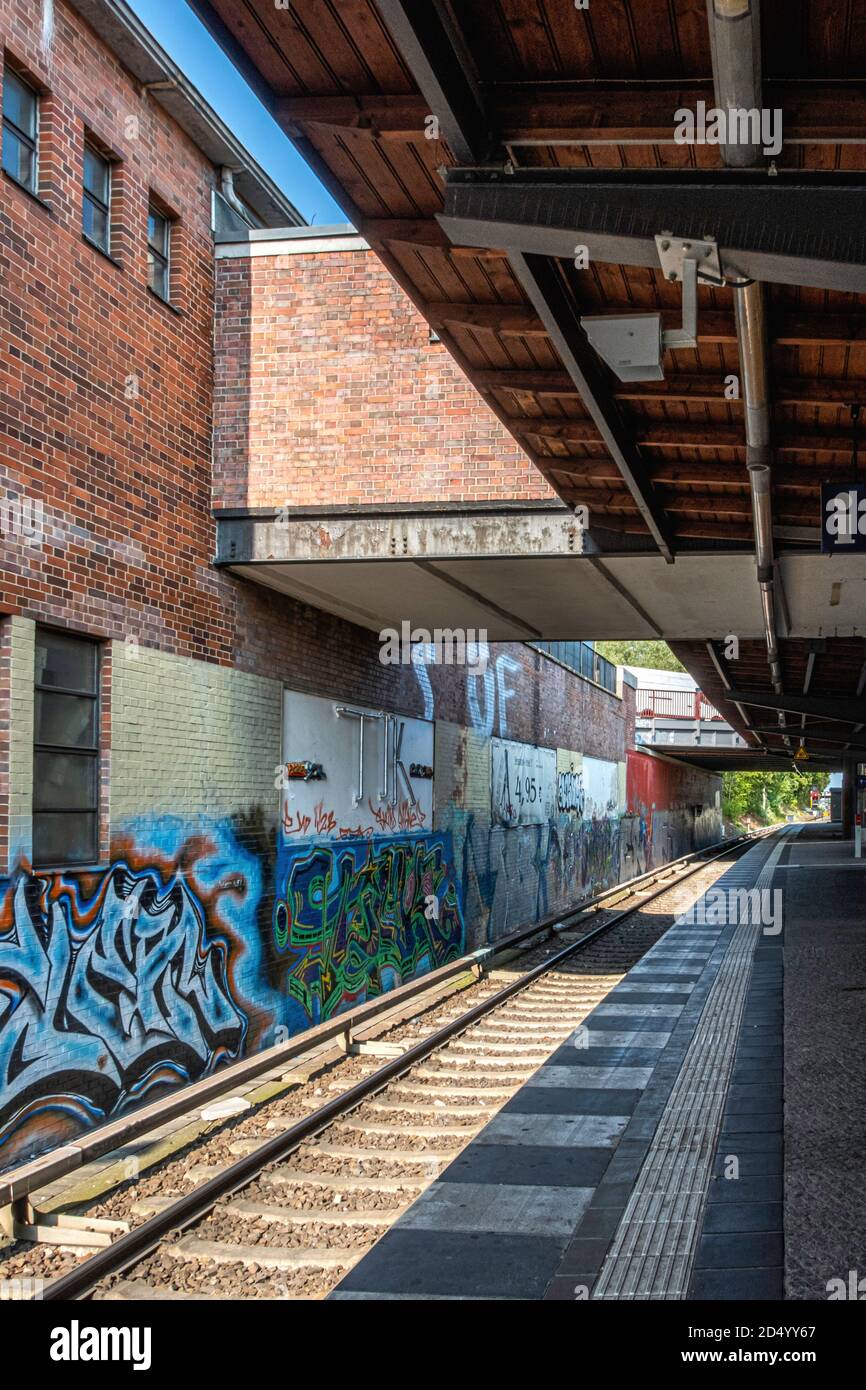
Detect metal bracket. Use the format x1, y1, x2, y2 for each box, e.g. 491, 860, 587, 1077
0, 1199, 129, 1249
655, 234, 725, 352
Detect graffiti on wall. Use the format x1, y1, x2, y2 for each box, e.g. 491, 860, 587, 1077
491, 739, 556, 827
412, 640, 521, 739
272, 833, 463, 1024
438, 740, 623, 945
453, 809, 621, 944
0, 817, 268, 1166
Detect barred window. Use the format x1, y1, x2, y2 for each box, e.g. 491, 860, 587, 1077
147, 204, 170, 301
2, 69, 38, 193
83, 143, 111, 252
33, 630, 100, 866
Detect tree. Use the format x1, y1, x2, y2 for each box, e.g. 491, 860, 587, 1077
722, 769, 830, 825
595, 640, 685, 672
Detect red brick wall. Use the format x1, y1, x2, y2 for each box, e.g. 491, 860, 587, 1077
214, 244, 557, 510
0, 0, 218, 659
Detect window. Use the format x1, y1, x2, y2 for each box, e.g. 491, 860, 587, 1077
2, 68, 38, 192
33, 630, 100, 866
147, 204, 170, 300
83, 143, 111, 252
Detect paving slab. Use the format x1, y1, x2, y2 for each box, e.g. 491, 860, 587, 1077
331, 834, 789, 1301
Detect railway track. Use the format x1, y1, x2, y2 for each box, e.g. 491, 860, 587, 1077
1, 830, 770, 1302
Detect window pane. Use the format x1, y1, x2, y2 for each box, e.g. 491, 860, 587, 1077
2, 125, 34, 188
34, 751, 97, 811
148, 250, 168, 299
35, 691, 97, 749
83, 194, 108, 249
3, 71, 37, 138
83, 145, 109, 202
33, 812, 98, 866
35, 631, 97, 692
147, 208, 167, 253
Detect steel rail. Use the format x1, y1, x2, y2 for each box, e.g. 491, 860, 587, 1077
0, 828, 757, 1212
42, 827, 773, 1301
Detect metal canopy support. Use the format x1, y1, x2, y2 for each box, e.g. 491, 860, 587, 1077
509, 252, 675, 562
749, 722, 853, 740
373, 0, 494, 165
725, 689, 866, 726
439, 172, 866, 293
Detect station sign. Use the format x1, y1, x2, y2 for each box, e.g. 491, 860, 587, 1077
821, 482, 866, 553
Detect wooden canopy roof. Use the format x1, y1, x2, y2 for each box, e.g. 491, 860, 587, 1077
188, 0, 866, 767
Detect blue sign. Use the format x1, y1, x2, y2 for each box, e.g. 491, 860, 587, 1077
821, 483, 866, 553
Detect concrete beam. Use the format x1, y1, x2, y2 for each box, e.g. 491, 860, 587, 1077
215, 510, 588, 566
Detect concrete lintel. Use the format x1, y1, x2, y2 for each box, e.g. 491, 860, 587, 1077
216, 511, 589, 566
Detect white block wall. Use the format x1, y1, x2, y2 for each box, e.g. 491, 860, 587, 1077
110, 642, 282, 825
7, 616, 34, 870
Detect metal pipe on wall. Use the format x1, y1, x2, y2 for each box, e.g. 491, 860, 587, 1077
707, 0, 763, 167
706, 0, 790, 744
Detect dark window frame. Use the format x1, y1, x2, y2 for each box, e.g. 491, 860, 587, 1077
82, 141, 112, 254
2, 66, 39, 194
33, 629, 101, 869
147, 202, 171, 302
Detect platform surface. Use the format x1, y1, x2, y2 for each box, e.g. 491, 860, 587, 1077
331, 829, 813, 1301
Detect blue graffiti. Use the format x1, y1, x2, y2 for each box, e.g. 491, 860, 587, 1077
273, 832, 464, 1026
0, 821, 261, 1165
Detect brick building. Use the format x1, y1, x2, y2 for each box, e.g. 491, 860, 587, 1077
0, 0, 720, 1167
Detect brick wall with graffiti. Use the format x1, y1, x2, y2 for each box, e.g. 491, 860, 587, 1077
622, 747, 723, 880
0, 631, 720, 1171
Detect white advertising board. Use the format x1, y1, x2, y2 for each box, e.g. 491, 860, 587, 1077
491, 738, 556, 827
280, 690, 434, 841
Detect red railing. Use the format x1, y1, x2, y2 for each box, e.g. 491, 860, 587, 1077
637, 688, 724, 721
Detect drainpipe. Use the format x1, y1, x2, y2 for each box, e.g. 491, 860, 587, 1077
220, 167, 249, 221
707, 1, 789, 747
707, 0, 763, 168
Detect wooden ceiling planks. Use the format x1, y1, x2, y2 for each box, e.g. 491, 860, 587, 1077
202, 0, 866, 545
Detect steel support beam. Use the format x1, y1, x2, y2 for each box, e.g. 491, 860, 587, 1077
373, 0, 494, 165
725, 689, 866, 725
509, 253, 674, 562
749, 723, 855, 740
440, 171, 866, 292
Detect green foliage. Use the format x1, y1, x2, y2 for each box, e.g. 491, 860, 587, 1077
722, 769, 830, 826
595, 640, 685, 673
594, 642, 829, 827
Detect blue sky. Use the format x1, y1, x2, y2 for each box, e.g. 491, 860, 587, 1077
127, 0, 345, 225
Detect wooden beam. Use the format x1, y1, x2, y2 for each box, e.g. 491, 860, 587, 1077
512, 416, 864, 456
344, 220, 507, 259
552, 459, 838, 490
479, 371, 866, 410
426, 304, 866, 348
276, 94, 427, 140
274, 84, 866, 145
365, 218, 449, 247
426, 302, 547, 335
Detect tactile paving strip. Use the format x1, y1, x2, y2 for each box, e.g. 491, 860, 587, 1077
591, 833, 793, 1300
